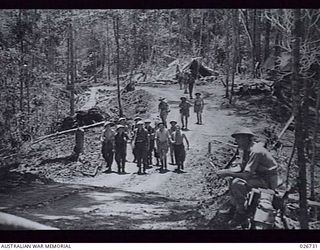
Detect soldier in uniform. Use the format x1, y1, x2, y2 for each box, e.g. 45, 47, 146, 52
217, 128, 279, 227
155, 122, 171, 172
171, 125, 189, 172
194, 93, 205, 125
154, 119, 162, 166
158, 98, 170, 127
114, 125, 129, 174
144, 119, 155, 167
101, 121, 115, 172
179, 96, 192, 130
131, 117, 142, 163
168, 120, 177, 165
132, 121, 149, 174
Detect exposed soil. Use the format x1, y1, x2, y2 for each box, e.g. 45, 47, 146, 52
1, 80, 319, 230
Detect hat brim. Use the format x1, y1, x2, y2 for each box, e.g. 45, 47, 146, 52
231, 133, 255, 138
170, 121, 177, 124
180, 97, 187, 100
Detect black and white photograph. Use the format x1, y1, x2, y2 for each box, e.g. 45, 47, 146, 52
0, 9, 319, 234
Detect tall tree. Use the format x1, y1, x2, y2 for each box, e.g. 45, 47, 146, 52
113, 13, 123, 117
291, 8, 308, 229
229, 9, 239, 104
68, 21, 75, 116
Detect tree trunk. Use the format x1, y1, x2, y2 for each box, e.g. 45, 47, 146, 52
106, 18, 111, 81
69, 22, 75, 116
264, 10, 271, 62
229, 9, 238, 104
225, 13, 230, 98
113, 14, 123, 117
291, 8, 308, 229
198, 10, 205, 56
255, 10, 261, 66
310, 87, 320, 200
251, 9, 256, 78
19, 10, 24, 112
101, 40, 106, 78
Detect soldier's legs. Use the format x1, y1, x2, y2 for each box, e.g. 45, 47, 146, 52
135, 145, 142, 173
121, 153, 126, 173
180, 114, 185, 129
230, 178, 248, 214
132, 147, 137, 163
169, 144, 175, 165
184, 83, 188, 94
105, 149, 114, 171
189, 83, 194, 99
185, 116, 188, 129
115, 152, 121, 173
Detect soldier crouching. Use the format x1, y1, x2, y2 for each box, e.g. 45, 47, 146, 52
217, 128, 278, 228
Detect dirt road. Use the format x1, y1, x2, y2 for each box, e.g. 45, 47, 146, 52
1, 82, 261, 229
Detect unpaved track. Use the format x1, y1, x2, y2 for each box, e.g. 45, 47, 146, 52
1, 83, 256, 230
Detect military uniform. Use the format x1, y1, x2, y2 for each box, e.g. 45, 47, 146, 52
115, 130, 129, 173
145, 125, 156, 166
171, 130, 187, 170
158, 100, 169, 127
230, 142, 278, 214
168, 125, 176, 165
101, 127, 115, 171
155, 128, 170, 170
179, 98, 192, 130
134, 126, 149, 174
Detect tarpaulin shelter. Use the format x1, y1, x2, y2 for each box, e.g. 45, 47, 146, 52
156, 58, 215, 81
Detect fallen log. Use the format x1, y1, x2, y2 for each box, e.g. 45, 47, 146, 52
31, 121, 105, 145
211, 138, 238, 148
277, 115, 294, 140
0, 211, 59, 230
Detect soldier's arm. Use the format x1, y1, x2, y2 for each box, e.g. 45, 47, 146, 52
100, 130, 105, 142
217, 169, 250, 180
183, 134, 189, 148
132, 130, 137, 145
170, 132, 175, 144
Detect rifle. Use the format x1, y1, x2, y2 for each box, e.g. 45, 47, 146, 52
223, 147, 240, 169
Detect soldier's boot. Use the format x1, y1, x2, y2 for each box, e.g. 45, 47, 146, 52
138, 166, 142, 175
164, 158, 168, 170
143, 165, 147, 174
117, 166, 121, 174
181, 163, 184, 170
156, 158, 160, 166
160, 159, 164, 171
170, 155, 175, 165
176, 164, 180, 172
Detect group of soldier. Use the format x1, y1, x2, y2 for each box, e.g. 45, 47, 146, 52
100, 114, 190, 175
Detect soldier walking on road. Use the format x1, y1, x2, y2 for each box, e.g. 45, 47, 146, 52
144, 119, 155, 167
101, 121, 115, 172
168, 120, 177, 165
154, 119, 162, 166
155, 122, 171, 172
114, 125, 129, 174
171, 125, 189, 172
194, 93, 205, 125
179, 97, 192, 130
158, 98, 170, 127
132, 121, 149, 174
131, 117, 142, 163
187, 72, 195, 99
